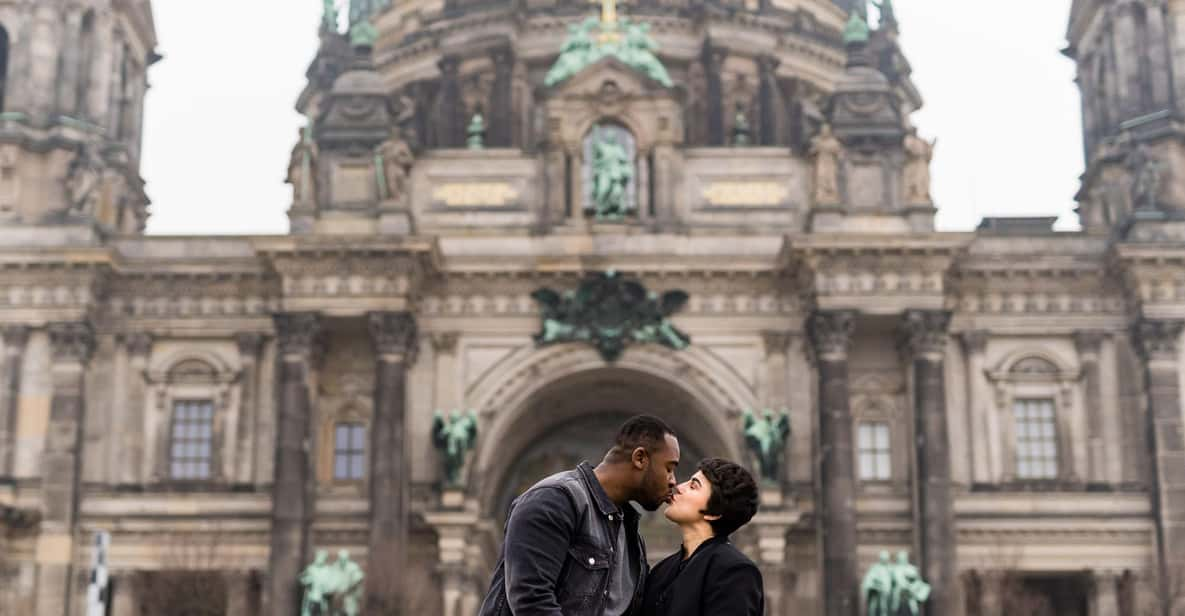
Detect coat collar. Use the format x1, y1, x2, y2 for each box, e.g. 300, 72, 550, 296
578, 460, 638, 519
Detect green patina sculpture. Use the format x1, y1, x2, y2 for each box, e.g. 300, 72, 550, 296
467, 113, 486, 150
432, 410, 479, 485
544, 17, 672, 88
590, 127, 634, 220
862, 550, 932, 616
843, 7, 871, 45
322, 0, 339, 32
874, 0, 897, 26
300, 549, 365, 616
532, 271, 690, 362
742, 408, 790, 483
349, 20, 378, 48
732, 103, 752, 147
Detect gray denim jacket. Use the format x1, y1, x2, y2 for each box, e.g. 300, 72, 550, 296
477, 462, 648, 616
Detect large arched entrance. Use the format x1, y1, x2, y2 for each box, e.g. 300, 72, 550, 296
468, 350, 749, 559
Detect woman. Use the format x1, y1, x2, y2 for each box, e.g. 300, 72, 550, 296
642, 457, 764, 616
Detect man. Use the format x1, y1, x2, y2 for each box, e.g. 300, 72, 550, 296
478, 415, 681, 616
641, 458, 763, 616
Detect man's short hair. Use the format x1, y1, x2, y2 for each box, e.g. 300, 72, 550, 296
697, 458, 759, 537
614, 415, 675, 455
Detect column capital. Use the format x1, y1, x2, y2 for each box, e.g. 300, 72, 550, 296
235, 332, 266, 358
47, 322, 94, 364
429, 332, 460, 355
369, 312, 418, 361
899, 309, 951, 360
959, 330, 989, 355
761, 331, 793, 357
808, 311, 856, 360
1073, 330, 1105, 357
1131, 319, 1184, 362
1, 325, 30, 350
118, 332, 153, 358
273, 313, 322, 360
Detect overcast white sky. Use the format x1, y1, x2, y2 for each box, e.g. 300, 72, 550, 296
141, 0, 1081, 235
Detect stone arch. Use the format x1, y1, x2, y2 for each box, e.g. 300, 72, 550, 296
147, 347, 238, 384
992, 348, 1076, 380
466, 343, 754, 517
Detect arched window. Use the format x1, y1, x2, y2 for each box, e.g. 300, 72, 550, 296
76, 11, 95, 117
0, 26, 10, 112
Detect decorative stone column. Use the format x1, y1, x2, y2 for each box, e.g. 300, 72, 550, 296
808, 310, 858, 616
900, 310, 958, 616
1089, 570, 1120, 616
749, 508, 803, 616
424, 510, 481, 616
959, 331, 993, 483
235, 333, 264, 484
489, 47, 514, 148
266, 313, 321, 616
35, 322, 94, 616
757, 56, 781, 146
704, 46, 727, 146
366, 312, 417, 615
1074, 331, 1108, 483
117, 333, 152, 485
0, 325, 29, 476
1131, 319, 1185, 612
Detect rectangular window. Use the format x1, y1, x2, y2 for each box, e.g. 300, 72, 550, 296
170, 400, 214, 480
1014, 398, 1059, 480
857, 422, 892, 481
333, 423, 366, 481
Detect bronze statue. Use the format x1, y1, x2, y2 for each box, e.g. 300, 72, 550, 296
432, 410, 479, 486
742, 408, 791, 483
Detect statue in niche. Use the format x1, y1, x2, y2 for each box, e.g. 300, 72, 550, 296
1128, 142, 1164, 212
903, 129, 935, 204
375, 134, 414, 202
287, 125, 318, 204
742, 408, 790, 483
64, 146, 104, 217
861, 550, 931, 616
467, 112, 486, 150
587, 125, 634, 220
432, 410, 479, 486
809, 124, 843, 205
732, 101, 752, 146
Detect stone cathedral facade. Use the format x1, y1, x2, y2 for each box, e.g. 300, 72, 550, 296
0, 0, 1184, 615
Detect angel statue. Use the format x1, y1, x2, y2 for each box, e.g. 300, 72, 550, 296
432, 410, 479, 486
742, 408, 791, 483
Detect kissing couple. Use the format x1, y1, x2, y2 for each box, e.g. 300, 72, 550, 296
477, 415, 764, 616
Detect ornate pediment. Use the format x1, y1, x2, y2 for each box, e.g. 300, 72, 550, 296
547, 55, 674, 103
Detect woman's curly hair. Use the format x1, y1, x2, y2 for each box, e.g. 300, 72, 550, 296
697, 457, 760, 538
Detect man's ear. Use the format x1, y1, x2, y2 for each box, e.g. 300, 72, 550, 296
631, 447, 649, 470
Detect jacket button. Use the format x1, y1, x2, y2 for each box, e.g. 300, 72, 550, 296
588, 557, 595, 566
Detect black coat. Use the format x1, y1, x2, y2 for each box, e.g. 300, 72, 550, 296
641, 536, 764, 616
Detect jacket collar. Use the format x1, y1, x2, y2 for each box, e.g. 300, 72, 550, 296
577, 461, 634, 518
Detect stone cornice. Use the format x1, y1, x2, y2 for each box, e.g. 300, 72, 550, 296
1108, 243, 1185, 319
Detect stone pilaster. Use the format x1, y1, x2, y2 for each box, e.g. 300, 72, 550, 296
1131, 319, 1185, 613
425, 510, 481, 616
900, 310, 958, 616
1089, 570, 1120, 616
959, 331, 992, 483
808, 310, 858, 616
36, 322, 94, 616
1075, 331, 1108, 483
117, 333, 152, 485
235, 333, 265, 484
0, 325, 30, 477
266, 313, 321, 616
366, 312, 417, 615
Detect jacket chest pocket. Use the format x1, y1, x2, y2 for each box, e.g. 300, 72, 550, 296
558, 543, 611, 607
